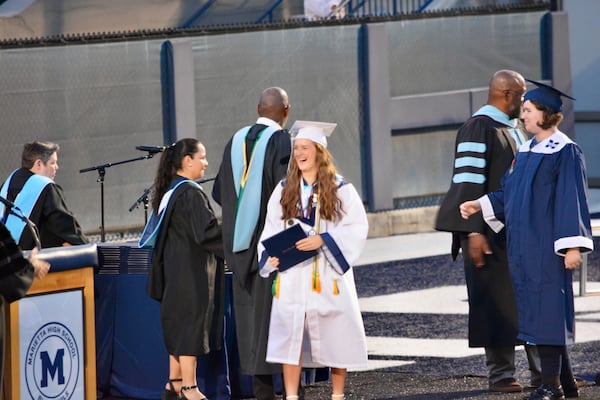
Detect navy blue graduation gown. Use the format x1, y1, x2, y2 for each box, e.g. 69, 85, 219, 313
481, 131, 594, 345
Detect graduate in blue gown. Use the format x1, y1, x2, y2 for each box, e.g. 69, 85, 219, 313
460, 80, 594, 400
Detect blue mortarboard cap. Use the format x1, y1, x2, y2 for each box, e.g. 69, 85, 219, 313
523, 79, 575, 113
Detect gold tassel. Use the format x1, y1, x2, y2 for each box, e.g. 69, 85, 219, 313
333, 280, 340, 295
312, 261, 321, 293
272, 272, 280, 298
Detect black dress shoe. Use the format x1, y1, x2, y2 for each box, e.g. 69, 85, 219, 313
523, 384, 565, 400
561, 377, 584, 398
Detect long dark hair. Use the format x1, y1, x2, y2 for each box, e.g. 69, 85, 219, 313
151, 138, 199, 213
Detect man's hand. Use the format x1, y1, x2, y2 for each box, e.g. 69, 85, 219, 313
30, 247, 50, 279
468, 233, 492, 268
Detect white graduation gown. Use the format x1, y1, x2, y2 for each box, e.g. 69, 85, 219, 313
258, 181, 369, 370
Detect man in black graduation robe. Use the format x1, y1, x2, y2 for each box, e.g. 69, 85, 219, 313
212, 87, 291, 400
435, 70, 540, 393
1, 141, 88, 250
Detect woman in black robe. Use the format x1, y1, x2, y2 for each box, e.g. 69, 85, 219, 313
145, 138, 224, 400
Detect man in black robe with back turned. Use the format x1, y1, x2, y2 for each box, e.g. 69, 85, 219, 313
435, 70, 541, 393
212, 87, 291, 400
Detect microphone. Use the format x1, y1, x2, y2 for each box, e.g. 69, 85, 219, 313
136, 145, 168, 154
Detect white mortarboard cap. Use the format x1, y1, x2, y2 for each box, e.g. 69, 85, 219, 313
290, 120, 337, 148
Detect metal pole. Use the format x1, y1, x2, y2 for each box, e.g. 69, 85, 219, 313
579, 253, 587, 296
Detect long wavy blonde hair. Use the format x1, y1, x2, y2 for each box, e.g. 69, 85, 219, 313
281, 142, 343, 221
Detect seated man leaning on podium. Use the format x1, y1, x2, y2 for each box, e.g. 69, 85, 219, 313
0, 141, 88, 250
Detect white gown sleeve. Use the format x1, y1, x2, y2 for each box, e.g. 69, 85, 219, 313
258, 183, 285, 277
320, 183, 369, 275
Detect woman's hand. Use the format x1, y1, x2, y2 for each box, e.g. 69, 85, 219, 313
268, 256, 280, 269
564, 248, 582, 270
459, 200, 482, 219
296, 234, 324, 252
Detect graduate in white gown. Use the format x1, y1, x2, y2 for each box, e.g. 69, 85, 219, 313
258, 121, 368, 400
460, 80, 593, 400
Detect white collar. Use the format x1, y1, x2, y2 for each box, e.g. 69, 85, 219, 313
520, 130, 573, 154
256, 117, 282, 130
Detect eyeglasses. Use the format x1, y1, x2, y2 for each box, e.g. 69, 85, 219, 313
503, 89, 525, 99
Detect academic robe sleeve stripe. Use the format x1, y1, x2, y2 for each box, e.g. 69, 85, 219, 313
320, 232, 350, 275
480, 195, 504, 233
457, 142, 486, 153
455, 156, 486, 169
554, 236, 594, 256
453, 172, 486, 184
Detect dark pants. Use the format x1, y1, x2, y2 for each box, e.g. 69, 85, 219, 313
537, 345, 576, 390
253, 373, 304, 400
253, 374, 277, 400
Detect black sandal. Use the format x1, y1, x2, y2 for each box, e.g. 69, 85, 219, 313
179, 384, 207, 400
162, 378, 182, 400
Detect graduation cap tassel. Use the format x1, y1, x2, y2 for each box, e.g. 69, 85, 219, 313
312, 259, 321, 293
272, 272, 280, 298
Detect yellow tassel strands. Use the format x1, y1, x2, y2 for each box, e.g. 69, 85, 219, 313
272, 272, 280, 298
332, 280, 340, 295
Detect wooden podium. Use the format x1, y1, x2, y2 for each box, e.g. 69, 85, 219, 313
3, 244, 98, 400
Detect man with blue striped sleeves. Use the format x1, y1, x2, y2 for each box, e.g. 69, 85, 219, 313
435, 70, 540, 393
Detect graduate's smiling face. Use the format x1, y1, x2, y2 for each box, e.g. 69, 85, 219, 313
293, 138, 318, 175
522, 100, 544, 134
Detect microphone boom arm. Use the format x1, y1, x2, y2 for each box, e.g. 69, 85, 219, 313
79, 153, 157, 242
0, 196, 42, 250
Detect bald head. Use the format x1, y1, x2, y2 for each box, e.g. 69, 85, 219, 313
487, 70, 527, 119
257, 87, 290, 127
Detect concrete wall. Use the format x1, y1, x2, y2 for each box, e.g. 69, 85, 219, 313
0, 10, 555, 235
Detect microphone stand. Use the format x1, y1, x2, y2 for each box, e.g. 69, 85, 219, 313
128, 186, 152, 224
128, 176, 217, 226
80, 152, 157, 242
0, 196, 42, 250
197, 176, 216, 184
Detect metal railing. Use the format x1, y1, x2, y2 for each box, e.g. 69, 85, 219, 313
336, 0, 431, 17
256, 0, 285, 23
182, 0, 219, 28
